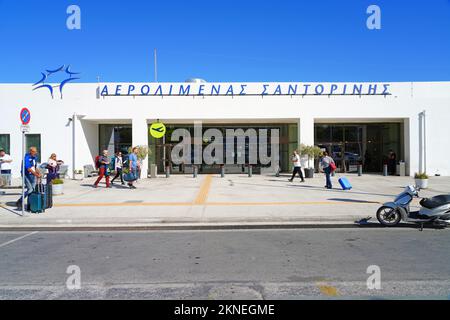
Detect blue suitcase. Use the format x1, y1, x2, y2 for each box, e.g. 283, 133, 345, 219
28, 192, 45, 213
338, 177, 352, 190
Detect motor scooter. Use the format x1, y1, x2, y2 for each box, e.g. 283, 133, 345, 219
376, 185, 450, 230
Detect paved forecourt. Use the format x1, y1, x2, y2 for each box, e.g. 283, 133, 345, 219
0, 174, 449, 228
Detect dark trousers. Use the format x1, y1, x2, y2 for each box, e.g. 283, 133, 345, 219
290, 167, 304, 181
46, 172, 57, 185
388, 160, 396, 175
324, 166, 332, 189
111, 168, 123, 183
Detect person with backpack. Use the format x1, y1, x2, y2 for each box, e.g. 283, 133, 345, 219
111, 151, 124, 185
320, 151, 336, 189
93, 150, 111, 188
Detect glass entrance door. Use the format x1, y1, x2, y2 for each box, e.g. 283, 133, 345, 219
315, 123, 402, 173
149, 123, 298, 174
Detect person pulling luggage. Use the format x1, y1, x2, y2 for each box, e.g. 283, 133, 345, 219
16, 146, 42, 209
320, 151, 336, 189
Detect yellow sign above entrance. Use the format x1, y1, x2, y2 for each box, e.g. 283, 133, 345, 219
150, 122, 166, 138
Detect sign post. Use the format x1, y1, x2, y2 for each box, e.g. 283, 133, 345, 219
20, 108, 31, 217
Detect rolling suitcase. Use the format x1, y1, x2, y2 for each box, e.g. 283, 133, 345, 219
338, 177, 352, 190
45, 183, 53, 209
28, 183, 46, 213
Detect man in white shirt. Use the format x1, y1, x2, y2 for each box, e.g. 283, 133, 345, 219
0, 149, 12, 186
288, 150, 305, 182
0, 149, 12, 174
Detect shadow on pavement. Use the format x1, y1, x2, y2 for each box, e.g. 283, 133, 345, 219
354, 221, 447, 230
328, 198, 380, 204
0, 192, 22, 196
0, 202, 22, 216
80, 184, 97, 188
243, 180, 393, 198
4, 201, 19, 208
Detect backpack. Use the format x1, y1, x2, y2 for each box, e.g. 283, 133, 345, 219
122, 154, 129, 169
95, 155, 101, 170
109, 156, 116, 171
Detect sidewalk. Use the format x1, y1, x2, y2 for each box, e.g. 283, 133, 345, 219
1, 173, 449, 230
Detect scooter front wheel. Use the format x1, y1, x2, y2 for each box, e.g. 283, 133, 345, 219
376, 206, 401, 227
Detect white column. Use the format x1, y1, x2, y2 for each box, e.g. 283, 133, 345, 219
73, 115, 88, 178
299, 117, 314, 146
132, 118, 149, 178
403, 118, 411, 176
297, 117, 315, 170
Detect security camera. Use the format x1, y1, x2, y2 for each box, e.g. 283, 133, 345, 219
68, 118, 73, 122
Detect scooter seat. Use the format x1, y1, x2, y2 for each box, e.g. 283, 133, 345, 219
420, 195, 450, 209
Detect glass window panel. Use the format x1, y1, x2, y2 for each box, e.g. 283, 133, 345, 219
331, 126, 343, 143
344, 126, 362, 143
288, 124, 298, 143
99, 124, 132, 155
315, 125, 331, 143
25, 134, 41, 163
0, 134, 10, 154
315, 123, 402, 173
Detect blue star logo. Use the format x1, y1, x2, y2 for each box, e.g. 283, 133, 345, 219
32, 65, 80, 98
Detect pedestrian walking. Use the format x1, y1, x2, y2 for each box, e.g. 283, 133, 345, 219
288, 150, 304, 182
46, 153, 64, 184
320, 151, 335, 189
111, 151, 124, 185
0, 149, 13, 186
93, 150, 111, 188
127, 147, 139, 189
16, 146, 42, 208
387, 149, 397, 175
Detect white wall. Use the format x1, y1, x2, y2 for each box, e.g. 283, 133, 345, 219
1, 81, 449, 177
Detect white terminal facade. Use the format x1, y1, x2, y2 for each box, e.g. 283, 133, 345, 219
1, 81, 449, 177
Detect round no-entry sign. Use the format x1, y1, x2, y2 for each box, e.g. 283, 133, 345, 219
20, 108, 31, 125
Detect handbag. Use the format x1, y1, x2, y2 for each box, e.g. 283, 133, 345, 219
329, 162, 337, 172
123, 172, 136, 182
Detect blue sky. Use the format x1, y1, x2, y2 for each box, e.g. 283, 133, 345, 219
1, 0, 450, 83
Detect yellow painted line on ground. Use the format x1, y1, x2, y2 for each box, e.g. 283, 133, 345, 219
193, 174, 213, 205
317, 283, 340, 297
53, 202, 192, 207
49, 199, 381, 208
206, 201, 381, 206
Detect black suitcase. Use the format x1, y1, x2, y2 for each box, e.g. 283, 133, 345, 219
45, 183, 53, 209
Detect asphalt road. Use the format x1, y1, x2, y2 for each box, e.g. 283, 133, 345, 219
0, 228, 449, 299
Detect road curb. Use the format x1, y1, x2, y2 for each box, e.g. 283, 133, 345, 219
0, 221, 387, 231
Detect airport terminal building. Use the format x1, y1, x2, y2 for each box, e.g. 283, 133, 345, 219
1, 81, 449, 178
